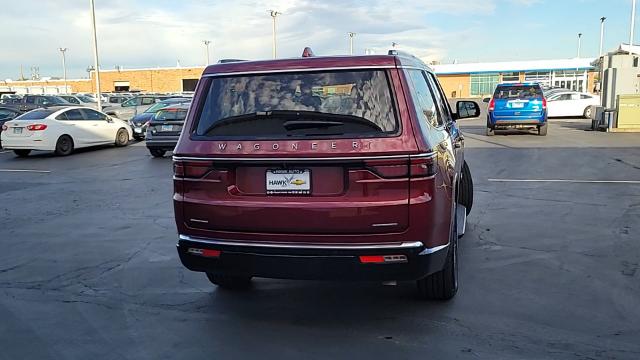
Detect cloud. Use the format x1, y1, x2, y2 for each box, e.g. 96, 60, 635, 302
0, 0, 503, 79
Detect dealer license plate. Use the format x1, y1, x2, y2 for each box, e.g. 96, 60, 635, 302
161, 125, 173, 132
13, 127, 22, 134
266, 169, 311, 195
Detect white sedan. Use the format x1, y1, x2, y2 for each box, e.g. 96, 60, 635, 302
546, 91, 600, 118
1, 106, 132, 157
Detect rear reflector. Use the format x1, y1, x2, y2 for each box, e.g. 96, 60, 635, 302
187, 248, 221, 258
359, 255, 408, 264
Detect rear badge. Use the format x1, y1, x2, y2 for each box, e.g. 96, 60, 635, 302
266, 169, 311, 195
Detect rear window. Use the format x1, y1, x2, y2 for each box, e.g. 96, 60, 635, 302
494, 85, 543, 100
154, 109, 188, 121
16, 109, 57, 120
193, 70, 398, 139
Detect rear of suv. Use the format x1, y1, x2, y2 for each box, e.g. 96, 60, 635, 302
173, 50, 478, 300
146, 104, 189, 157
486, 83, 547, 136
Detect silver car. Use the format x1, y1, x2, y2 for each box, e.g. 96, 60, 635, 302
59, 95, 99, 109
101, 96, 163, 121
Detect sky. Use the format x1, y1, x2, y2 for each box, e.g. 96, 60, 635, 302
0, 0, 637, 80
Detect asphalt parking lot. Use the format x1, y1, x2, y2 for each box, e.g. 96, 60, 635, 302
1, 117, 639, 359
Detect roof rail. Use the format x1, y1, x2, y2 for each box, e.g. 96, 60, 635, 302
388, 49, 420, 58
217, 59, 247, 64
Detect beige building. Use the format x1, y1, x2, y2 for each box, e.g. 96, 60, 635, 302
1, 66, 205, 95
2, 58, 598, 99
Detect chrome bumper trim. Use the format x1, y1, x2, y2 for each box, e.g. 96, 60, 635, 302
179, 234, 425, 251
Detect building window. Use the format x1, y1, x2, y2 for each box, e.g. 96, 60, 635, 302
501, 72, 519, 83
524, 71, 551, 85
470, 73, 499, 96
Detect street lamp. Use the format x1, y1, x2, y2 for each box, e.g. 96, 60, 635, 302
203, 40, 211, 65
89, 0, 102, 110
347, 32, 356, 55
577, 33, 583, 58
599, 17, 607, 57
268, 10, 282, 59
58, 48, 68, 94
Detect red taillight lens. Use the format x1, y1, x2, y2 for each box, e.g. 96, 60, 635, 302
488, 98, 495, 112
542, 97, 547, 110
364, 156, 436, 179
173, 161, 212, 179
1, 124, 7, 131
27, 124, 47, 131
187, 248, 221, 258
409, 157, 436, 178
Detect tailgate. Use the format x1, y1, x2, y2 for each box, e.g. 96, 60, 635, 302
176, 156, 411, 236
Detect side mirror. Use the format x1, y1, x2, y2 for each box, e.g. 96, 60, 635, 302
482, 97, 491, 103
106, 116, 114, 123
455, 101, 481, 120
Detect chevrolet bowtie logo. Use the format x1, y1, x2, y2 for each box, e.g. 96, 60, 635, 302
290, 179, 306, 186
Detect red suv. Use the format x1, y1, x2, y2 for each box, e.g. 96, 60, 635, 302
173, 50, 478, 300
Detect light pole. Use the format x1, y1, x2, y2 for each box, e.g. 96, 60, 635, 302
58, 48, 68, 94
631, 0, 637, 47
90, 0, 102, 110
268, 10, 281, 59
347, 32, 356, 55
599, 17, 607, 56
577, 33, 583, 58
203, 40, 211, 65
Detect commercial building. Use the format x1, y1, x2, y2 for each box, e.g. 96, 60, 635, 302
2, 58, 598, 99
0, 66, 205, 95
433, 58, 597, 98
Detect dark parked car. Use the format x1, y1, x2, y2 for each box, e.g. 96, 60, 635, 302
129, 98, 191, 140
146, 104, 189, 157
0, 107, 22, 148
486, 83, 547, 136
0, 95, 71, 113
173, 50, 478, 300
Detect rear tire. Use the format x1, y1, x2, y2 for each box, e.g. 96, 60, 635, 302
583, 107, 593, 119
486, 126, 495, 136
13, 149, 31, 157
115, 128, 129, 147
54, 135, 74, 156
538, 123, 548, 136
417, 212, 459, 301
458, 161, 473, 215
206, 273, 252, 290
149, 148, 166, 158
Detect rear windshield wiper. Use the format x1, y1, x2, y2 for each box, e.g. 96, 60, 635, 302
282, 120, 344, 130
202, 112, 274, 135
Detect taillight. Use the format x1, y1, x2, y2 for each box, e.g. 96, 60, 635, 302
409, 156, 436, 178
26, 124, 47, 131
173, 161, 213, 179
1, 124, 7, 131
488, 98, 495, 112
359, 255, 408, 264
542, 97, 547, 110
364, 156, 436, 179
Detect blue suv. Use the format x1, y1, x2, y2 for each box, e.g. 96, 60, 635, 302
486, 83, 547, 136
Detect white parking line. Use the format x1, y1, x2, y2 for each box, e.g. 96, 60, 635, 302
0, 169, 51, 174
489, 179, 640, 184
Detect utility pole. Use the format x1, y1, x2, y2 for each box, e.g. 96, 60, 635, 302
203, 40, 211, 65
268, 10, 281, 59
599, 17, 607, 56
90, 0, 102, 110
347, 32, 356, 55
58, 48, 68, 94
631, 0, 637, 47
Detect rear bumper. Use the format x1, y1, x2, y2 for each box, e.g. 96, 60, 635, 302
146, 136, 178, 150
0, 137, 54, 151
177, 234, 449, 281
488, 113, 546, 127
